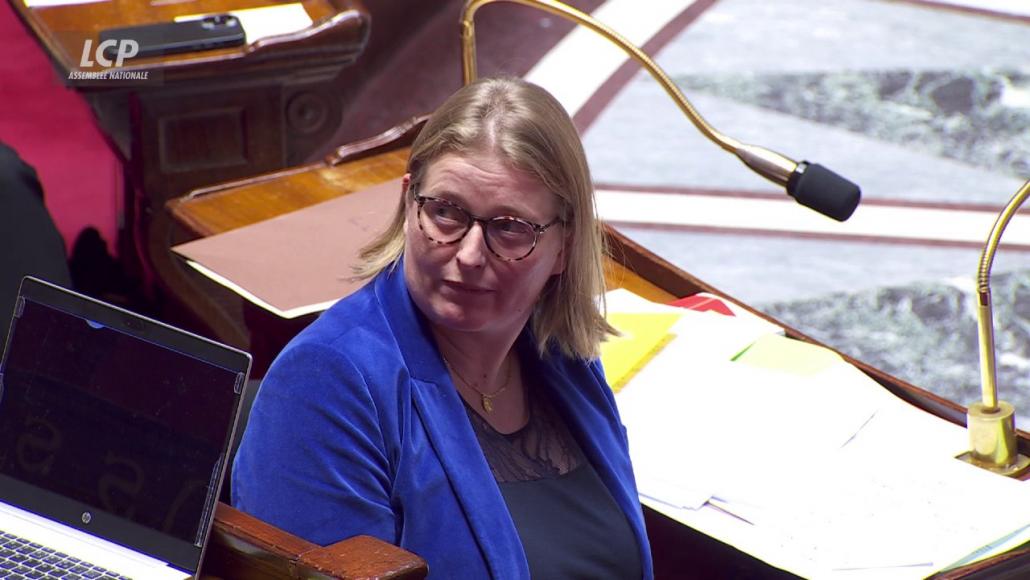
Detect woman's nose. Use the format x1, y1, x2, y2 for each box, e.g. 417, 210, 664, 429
455, 221, 489, 267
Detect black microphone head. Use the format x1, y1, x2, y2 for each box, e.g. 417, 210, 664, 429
786, 162, 861, 221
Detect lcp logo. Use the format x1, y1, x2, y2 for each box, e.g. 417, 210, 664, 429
79, 38, 139, 67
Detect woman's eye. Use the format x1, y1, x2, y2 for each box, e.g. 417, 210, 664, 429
494, 220, 532, 237
430, 203, 465, 223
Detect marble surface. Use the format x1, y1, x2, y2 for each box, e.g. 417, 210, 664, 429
581, 0, 1030, 425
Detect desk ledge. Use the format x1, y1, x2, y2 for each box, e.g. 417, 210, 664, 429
206, 503, 428, 579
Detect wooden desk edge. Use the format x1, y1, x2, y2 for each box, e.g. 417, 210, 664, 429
209, 503, 427, 579
167, 116, 426, 239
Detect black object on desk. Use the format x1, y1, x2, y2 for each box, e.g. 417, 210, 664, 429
99, 14, 245, 60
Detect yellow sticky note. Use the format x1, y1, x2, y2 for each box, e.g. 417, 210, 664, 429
601, 312, 680, 392
733, 334, 842, 376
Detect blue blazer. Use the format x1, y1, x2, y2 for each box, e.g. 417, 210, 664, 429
232, 260, 653, 579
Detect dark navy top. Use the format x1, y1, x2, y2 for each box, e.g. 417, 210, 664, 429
467, 379, 642, 579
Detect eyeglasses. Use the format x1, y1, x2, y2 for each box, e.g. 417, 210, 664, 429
412, 192, 562, 261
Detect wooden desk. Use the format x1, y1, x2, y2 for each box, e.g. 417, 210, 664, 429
10, 0, 370, 349
169, 118, 1030, 578
12, 0, 369, 193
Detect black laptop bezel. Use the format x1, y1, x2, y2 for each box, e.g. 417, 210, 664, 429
0, 276, 252, 574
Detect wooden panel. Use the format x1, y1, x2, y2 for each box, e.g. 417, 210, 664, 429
135, 84, 285, 204
159, 108, 248, 173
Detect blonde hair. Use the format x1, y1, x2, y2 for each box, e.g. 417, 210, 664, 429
356, 77, 613, 359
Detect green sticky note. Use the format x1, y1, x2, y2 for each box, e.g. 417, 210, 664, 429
732, 334, 842, 376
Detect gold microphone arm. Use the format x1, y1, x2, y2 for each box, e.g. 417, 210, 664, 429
459, 0, 798, 187
959, 179, 1030, 477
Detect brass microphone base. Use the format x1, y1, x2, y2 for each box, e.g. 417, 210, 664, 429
958, 401, 1030, 477
957, 451, 1030, 478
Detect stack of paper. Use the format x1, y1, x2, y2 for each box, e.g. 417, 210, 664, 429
604, 288, 783, 361
610, 290, 1030, 578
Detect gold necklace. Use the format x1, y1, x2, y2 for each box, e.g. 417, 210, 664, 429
443, 355, 513, 413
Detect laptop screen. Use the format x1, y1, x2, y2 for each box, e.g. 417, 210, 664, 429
0, 278, 250, 572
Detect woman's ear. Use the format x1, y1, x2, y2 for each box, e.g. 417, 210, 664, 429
550, 229, 568, 276
550, 251, 566, 276
401, 173, 412, 227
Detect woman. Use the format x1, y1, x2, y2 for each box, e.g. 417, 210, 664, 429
232, 77, 653, 579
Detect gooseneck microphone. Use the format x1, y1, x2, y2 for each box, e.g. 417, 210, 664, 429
733, 143, 862, 222
787, 162, 862, 222
460, 0, 864, 222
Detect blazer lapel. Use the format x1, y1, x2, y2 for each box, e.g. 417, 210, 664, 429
375, 261, 529, 579
410, 379, 528, 578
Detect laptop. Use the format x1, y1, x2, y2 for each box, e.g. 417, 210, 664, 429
0, 277, 251, 579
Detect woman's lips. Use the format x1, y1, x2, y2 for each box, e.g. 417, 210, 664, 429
442, 280, 493, 294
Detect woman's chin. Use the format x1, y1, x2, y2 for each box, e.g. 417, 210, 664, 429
425, 305, 490, 334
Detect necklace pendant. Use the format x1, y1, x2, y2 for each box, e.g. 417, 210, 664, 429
482, 395, 494, 413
